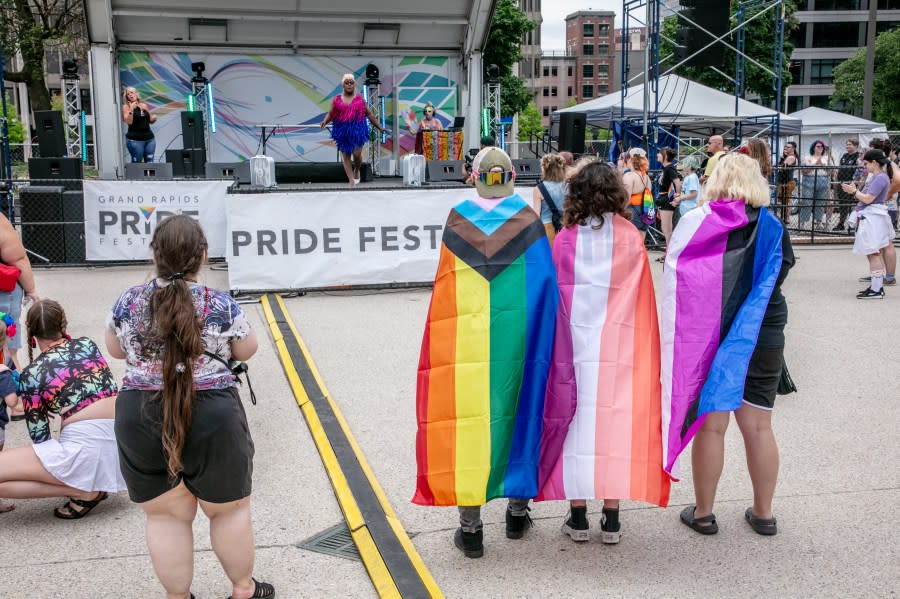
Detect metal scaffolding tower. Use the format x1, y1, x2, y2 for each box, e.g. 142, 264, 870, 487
62, 75, 83, 159
364, 78, 382, 175
191, 77, 212, 156
483, 79, 501, 144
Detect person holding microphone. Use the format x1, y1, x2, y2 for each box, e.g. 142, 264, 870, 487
122, 87, 157, 163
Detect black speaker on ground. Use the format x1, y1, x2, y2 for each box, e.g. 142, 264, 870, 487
125, 163, 174, 180
512, 159, 541, 182
27, 158, 83, 190
34, 110, 66, 157
20, 186, 64, 224
63, 223, 86, 263
62, 190, 84, 222
22, 224, 66, 263
558, 112, 586, 155
426, 160, 465, 182
205, 162, 251, 184
274, 162, 373, 184
165, 149, 206, 178
181, 111, 205, 150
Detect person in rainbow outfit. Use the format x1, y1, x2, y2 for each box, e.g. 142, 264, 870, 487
413, 147, 559, 558
320, 73, 387, 187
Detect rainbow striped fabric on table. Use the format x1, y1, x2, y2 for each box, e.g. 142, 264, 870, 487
660, 200, 784, 479
413, 194, 559, 507
537, 214, 671, 507
417, 130, 464, 161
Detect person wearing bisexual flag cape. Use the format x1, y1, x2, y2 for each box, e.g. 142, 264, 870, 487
414, 147, 559, 558
536, 161, 672, 544
661, 154, 795, 537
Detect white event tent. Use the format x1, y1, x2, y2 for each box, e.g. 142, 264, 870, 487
788, 106, 887, 161
555, 74, 802, 137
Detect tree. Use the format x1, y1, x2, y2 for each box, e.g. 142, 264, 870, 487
659, 1, 800, 102
517, 101, 543, 141
0, 0, 86, 111
484, 0, 535, 117
831, 27, 900, 129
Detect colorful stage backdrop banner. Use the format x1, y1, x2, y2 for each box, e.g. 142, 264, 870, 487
83, 180, 231, 261
119, 52, 460, 163
226, 188, 536, 291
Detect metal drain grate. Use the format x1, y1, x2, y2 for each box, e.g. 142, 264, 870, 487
295, 523, 360, 561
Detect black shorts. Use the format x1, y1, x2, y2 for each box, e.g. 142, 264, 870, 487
657, 193, 676, 212
743, 346, 783, 410
115, 387, 254, 503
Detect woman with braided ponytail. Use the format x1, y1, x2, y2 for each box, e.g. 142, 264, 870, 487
106, 215, 272, 599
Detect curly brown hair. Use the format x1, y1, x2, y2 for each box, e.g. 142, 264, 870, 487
562, 161, 629, 228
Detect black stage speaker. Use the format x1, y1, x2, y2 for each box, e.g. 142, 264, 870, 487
512, 159, 541, 182
62, 190, 84, 222
181, 111, 205, 150
20, 186, 64, 224
205, 162, 251, 184
274, 162, 373, 184
34, 110, 66, 157
22, 224, 66, 263
558, 112, 586, 155
166, 149, 206, 178
28, 157, 83, 190
63, 223, 86, 263
125, 162, 174, 180
426, 160, 465, 182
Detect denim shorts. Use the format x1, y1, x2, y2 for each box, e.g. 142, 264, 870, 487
629, 205, 648, 231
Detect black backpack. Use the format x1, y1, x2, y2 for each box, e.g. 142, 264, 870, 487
537, 182, 562, 233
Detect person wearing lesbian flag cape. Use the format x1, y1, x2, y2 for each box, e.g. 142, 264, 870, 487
414, 147, 559, 558
661, 154, 795, 537
536, 160, 671, 545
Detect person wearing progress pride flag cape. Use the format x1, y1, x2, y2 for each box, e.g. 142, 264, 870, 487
661, 153, 794, 537
413, 147, 559, 558
537, 160, 671, 545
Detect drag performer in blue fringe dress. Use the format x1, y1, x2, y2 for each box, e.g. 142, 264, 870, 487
320, 73, 386, 187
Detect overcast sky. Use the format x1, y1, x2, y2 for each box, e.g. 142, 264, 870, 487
539, 0, 622, 51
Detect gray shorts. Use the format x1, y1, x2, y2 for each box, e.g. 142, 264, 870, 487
0, 285, 24, 350
115, 387, 254, 503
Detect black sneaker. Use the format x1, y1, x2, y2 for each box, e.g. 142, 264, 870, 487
562, 506, 590, 542
856, 287, 885, 299
886, 277, 897, 286
600, 507, 621, 544
505, 506, 533, 540
453, 527, 483, 558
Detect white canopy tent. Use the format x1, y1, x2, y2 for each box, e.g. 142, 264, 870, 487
555, 74, 802, 137
787, 107, 888, 162
83, 0, 498, 177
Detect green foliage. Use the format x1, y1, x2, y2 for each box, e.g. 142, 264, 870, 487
659, 1, 799, 101
3, 96, 25, 144
499, 73, 532, 118
484, 0, 536, 79
831, 27, 900, 129
517, 101, 544, 141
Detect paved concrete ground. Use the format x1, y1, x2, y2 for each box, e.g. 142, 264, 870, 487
2, 246, 898, 598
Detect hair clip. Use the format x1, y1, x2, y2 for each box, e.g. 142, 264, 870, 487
29, 337, 36, 348
175, 362, 186, 374
166, 272, 184, 282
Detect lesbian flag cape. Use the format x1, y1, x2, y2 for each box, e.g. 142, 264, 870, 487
537, 214, 671, 507
661, 200, 784, 479
413, 194, 559, 507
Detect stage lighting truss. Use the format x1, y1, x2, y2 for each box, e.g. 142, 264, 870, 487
482, 70, 501, 146
363, 77, 384, 176
62, 76, 84, 160
188, 71, 216, 155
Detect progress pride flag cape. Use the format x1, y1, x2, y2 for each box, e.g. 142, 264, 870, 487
538, 215, 670, 506
413, 194, 559, 507
661, 200, 783, 479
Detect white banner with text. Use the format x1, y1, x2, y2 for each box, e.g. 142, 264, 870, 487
226, 187, 535, 290
84, 180, 231, 261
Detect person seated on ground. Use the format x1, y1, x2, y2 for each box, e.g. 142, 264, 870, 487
407, 101, 444, 133
0, 300, 125, 519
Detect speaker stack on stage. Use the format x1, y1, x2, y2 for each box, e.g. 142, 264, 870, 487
165, 111, 206, 178
25, 111, 85, 264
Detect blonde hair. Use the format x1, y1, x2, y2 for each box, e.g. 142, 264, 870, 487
341, 73, 355, 84
704, 153, 771, 208
123, 86, 139, 103
540, 153, 567, 182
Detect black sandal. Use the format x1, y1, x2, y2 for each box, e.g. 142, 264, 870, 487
53, 492, 108, 519
680, 505, 718, 535
745, 507, 777, 536
228, 578, 275, 599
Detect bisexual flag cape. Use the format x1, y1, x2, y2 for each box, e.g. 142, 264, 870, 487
537, 214, 671, 507
661, 200, 784, 479
413, 194, 559, 507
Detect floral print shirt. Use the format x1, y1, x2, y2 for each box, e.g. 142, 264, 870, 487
18, 337, 118, 444
107, 280, 250, 391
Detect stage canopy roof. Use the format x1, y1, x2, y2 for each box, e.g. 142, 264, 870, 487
788, 106, 887, 135
83, 0, 495, 54
556, 74, 802, 137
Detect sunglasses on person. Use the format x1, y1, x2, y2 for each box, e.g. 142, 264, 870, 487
475, 170, 513, 185
424, 109, 434, 114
